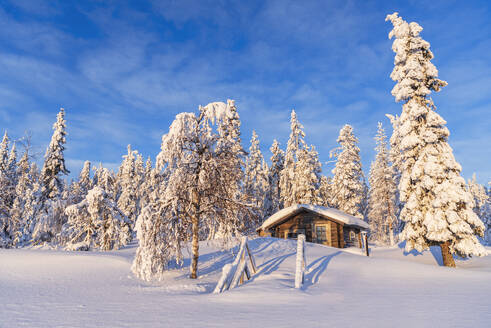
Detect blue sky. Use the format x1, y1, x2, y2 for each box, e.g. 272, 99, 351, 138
0, 0, 489, 184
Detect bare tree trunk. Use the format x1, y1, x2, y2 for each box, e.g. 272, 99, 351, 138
190, 215, 199, 279
440, 241, 456, 267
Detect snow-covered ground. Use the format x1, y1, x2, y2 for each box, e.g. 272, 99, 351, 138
1, 238, 490, 327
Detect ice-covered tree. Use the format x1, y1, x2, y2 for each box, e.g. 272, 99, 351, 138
244, 130, 269, 223
8, 149, 39, 246
0, 132, 12, 246
467, 175, 490, 245
0, 131, 9, 172
329, 124, 364, 218
385, 114, 404, 232
40, 108, 70, 201
0, 134, 21, 247
69, 161, 92, 204
486, 182, 491, 245
33, 108, 70, 244
264, 139, 284, 217
386, 12, 486, 266
93, 165, 116, 198
279, 110, 308, 207
131, 171, 181, 281
139, 157, 154, 209
116, 145, 142, 230
63, 186, 130, 251
318, 175, 331, 207
295, 145, 322, 205
367, 123, 398, 245
134, 100, 248, 280
7, 142, 18, 185
212, 99, 248, 235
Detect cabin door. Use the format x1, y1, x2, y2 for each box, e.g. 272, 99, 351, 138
315, 224, 330, 246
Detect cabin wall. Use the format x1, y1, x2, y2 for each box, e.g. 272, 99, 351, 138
271, 211, 352, 248
343, 226, 362, 248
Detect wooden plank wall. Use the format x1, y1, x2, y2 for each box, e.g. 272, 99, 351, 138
262, 210, 365, 249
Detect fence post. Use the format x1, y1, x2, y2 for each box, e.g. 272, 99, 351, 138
295, 234, 306, 289
362, 231, 369, 257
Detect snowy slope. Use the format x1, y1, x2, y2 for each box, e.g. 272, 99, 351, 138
1, 238, 490, 327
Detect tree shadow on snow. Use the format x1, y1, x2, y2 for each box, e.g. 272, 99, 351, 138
174, 249, 235, 280
249, 237, 278, 255
256, 251, 296, 275
398, 241, 464, 266
302, 251, 342, 290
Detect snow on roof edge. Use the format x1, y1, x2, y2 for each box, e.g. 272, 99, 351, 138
260, 204, 369, 231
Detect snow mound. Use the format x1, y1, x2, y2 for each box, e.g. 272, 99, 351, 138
1, 238, 490, 327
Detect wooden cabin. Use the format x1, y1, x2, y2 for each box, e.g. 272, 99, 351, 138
257, 204, 369, 248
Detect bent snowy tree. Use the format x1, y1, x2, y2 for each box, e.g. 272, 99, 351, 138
133, 100, 250, 281
386, 13, 486, 266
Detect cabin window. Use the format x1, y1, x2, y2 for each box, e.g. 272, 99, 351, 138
315, 225, 327, 244
287, 229, 305, 240
349, 231, 356, 241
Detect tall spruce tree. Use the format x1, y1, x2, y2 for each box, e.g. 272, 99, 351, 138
265, 139, 284, 217
386, 13, 486, 266
0, 132, 14, 246
116, 145, 141, 230
69, 161, 92, 204
244, 130, 269, 223
386, 113, 404, 232
367, 123, 398, 245
330, 124, 365, 218
33, 108, 69, 243
279, 110, 307, 207
295, 145, 322, 205
40, 108, 69, 201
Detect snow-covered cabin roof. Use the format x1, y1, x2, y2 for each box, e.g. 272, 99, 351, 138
259, 204, 369, 231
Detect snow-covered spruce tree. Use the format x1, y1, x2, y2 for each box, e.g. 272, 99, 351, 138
139, 157, 154, 209
264, 139, 284, 217
63, 186, 130, 251
386, 13, 486, 266
329, 124, 365, 218
134, 100, 248, 280
244, 130, 269, 223
466, 175, 490, 245
210, 99, 249, 237
33, 108, 70, 244
40, 108, 69, 202
486, 182, 491, 244
9, 149, 39, 246
385, 114, 404, 233
319, 175, 332, 207
93, 165, 117, 199
0, 132, 15, 247
69, 161, 92, 205
0, 134, 21, 247
279, 110, 307, 207
295, 145, 323, 205
7, 142, 18, 186
116, 145, 142, 231
367, 123, 398, 245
